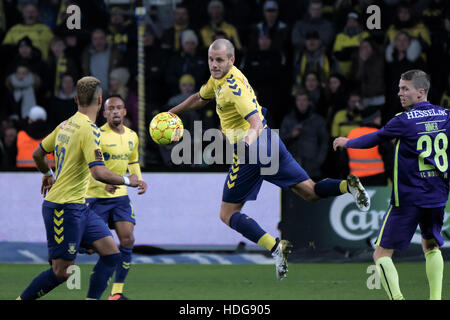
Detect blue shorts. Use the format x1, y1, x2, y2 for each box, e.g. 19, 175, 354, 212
375, 205, 444, 251
42, 200, 112, 260
86, 195, 135, 229
222, 128, 310, 203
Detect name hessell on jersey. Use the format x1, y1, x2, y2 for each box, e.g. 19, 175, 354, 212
405, 109, 447, 120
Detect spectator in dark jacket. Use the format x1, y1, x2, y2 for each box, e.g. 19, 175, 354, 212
242, 33, 286, 128
280, 88, 328, 180
165, 29, 209, 96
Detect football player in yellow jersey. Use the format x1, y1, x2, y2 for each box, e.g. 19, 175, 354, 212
17, 77, 142, 300
169, 39, 370, 280
85, 95, 147, 300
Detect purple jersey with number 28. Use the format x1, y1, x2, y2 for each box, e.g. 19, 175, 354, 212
347, 101, 450, 208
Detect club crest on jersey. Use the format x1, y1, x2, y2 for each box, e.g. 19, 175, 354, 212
68, 243, 77, 255
129, 141, 133, 151
94, 149, 103, 160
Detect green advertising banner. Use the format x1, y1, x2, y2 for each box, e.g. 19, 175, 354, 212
281, 187, 450, 252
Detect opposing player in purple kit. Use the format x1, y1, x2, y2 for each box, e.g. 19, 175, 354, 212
169, 38, 370, 280
334, 70, 447, 300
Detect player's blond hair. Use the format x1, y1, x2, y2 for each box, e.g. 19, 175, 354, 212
76, 76, 102, 106
209, 39, 235, 58
401, 70, 430, 95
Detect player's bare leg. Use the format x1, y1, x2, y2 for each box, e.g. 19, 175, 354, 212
220, 201, 244, 225
87, 236, 121, 300
51, 258, 76, 281
373, 246, 403, 300
109, 221, 135, 300
422, 238, 443, 300
290, 179, 320, 201
220, 201, 292, 280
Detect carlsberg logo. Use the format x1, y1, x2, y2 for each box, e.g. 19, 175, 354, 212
330, 190, 382, 241
329, 189, 450, 246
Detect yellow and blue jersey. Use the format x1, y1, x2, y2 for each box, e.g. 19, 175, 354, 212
40, 112, 105, 204
199, 65, 267, 143
86, 123, 141, 199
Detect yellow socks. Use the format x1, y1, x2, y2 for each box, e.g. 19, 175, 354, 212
257, 233, 277, 251
111, 282, 124, 296
376, 256, 404, 300
425, 249, 443, 300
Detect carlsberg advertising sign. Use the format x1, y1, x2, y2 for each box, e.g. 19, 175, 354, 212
281, 187, 450, 250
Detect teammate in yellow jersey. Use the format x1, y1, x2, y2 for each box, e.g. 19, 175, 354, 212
169, 39, 370, 280
85, 95, 147, 300
17, 77, 142, 300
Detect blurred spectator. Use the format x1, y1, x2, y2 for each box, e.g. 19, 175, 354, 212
301, 71, 327, 117
161, 74, 201, 166
0, 125, 18, 170
106, 6, 136, 55
200, 0, 242, 50
5, 64, 40, 120
346, 108, 391, 186
2, 3, 54, 61
47, 36, 78, 96
280, 88, 328, 180
293, 30, 330, 91
7, 36, 47, 84
161, 3, 197, 52
81, 28, 123, 92
291, 0, 335, 55
384, 31, 425, 123
16, 105, 54, 168
0, 118, 19, 170
355, 38, 385, 110
165, 29, 208, 96
47, 73, 77, 129
332, 12, 369, 80
249, 1, 290, 59
385, 1, 431, 58
108, 67, 130, 101
167, 74, 196, 108
323, 73, 348, 125
38, 0, 60, 30
421, 0, 448, 34
331, 91, 364, 138
428, 10, 450, 99
440, 74, 450, 109
242, 33, 286, 127
0, 0, 22, 42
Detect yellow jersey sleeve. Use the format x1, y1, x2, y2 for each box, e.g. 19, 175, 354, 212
128, 131, 142, 180
81, 124, 104, 168
40, 124, 59, 154
199, 77, 215, 100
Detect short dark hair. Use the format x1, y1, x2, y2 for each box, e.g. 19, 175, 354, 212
401, 69, 430, 94
105, 94, 125, 104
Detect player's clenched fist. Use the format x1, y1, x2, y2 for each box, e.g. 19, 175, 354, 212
333, 137, 349, 151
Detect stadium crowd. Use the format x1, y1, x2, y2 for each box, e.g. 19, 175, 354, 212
0, 0, 449, 184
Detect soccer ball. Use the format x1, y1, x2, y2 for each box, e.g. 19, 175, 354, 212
149, 112, 184, 145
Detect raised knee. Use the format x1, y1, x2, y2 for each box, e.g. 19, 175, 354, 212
220, 212, 231, 225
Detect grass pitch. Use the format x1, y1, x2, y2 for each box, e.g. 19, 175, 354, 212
1, 262, 448, 300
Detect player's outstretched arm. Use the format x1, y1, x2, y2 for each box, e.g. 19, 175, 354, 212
90, 165, 139, 187
168, 92, 210, 115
